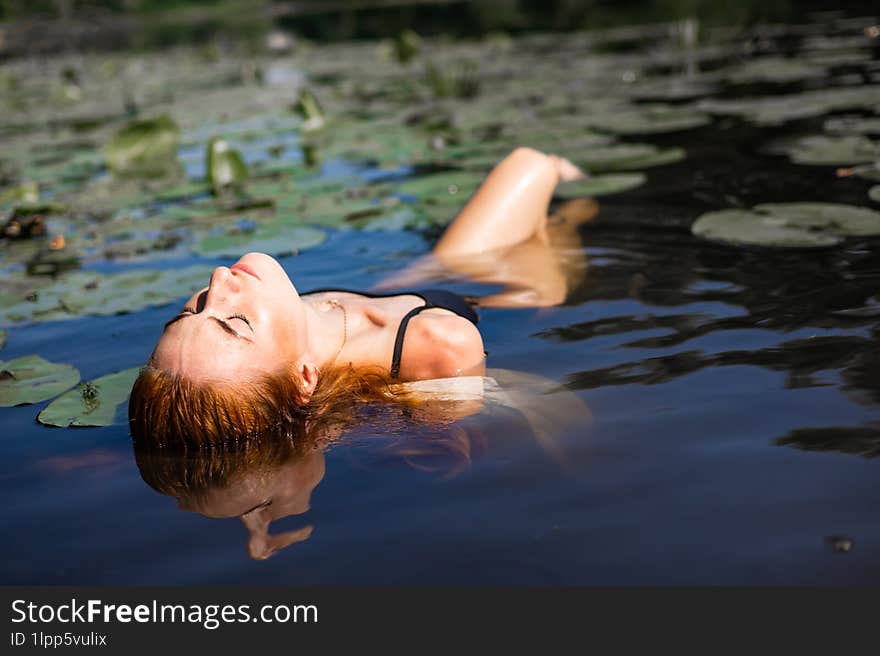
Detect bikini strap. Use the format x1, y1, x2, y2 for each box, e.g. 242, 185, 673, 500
390, 305, 430, 379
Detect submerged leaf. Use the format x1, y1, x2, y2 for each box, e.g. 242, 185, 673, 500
0, 355, 80, 407
38, 366, 141, 427
104, 115, 180, 178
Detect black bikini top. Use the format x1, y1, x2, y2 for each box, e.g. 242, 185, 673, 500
302, 288, 480, 379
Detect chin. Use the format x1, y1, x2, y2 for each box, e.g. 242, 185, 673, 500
238, 253, 296, 288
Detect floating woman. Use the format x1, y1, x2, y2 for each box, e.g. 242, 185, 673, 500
128, 147, 597, 447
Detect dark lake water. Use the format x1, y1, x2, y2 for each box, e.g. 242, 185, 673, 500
2, 11, 880, 584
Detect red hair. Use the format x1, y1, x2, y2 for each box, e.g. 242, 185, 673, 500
128, 361, 403, 449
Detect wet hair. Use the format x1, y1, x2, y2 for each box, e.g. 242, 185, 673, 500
134, 408, 486, 508
133, 417, 321, 502
128, 361, 403, 449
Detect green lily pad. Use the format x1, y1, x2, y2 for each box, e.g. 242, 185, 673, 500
555, 173, 646, 197
397, 171, 482, 201
0, 265, 214, 326
698, 86, 880, 126
587, 105, 710, 135
0, 181, 39, 207
631, 78, 718, 101
851, 163, 880, 182
37, 366, 141, 427
726, 57, 826, 84
783, 135, 877, 166
577, 144, 684, 172
206, 137, 249, 195
195, 222, 326, 257
104, 115, 181, 178
754, 203, 880, 236
0, 355, 80, 407
154, 180, 212, 202
692, 203, 880, 248
824, 117, 880, 136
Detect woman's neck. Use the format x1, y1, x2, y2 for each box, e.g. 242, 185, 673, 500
303, 298, 347, 369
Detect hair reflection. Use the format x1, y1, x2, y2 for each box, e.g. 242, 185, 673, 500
133, 397, 490, 560
133, 370, 591, 561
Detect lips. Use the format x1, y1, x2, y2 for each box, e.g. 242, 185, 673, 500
230, 263, 261, 280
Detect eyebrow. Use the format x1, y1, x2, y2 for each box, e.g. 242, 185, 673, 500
163, 314, 253, 342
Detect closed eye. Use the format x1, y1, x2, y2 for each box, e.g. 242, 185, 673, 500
229, 313, 252, 329
164, 307, 254, 338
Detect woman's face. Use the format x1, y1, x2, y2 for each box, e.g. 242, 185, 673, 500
152, 252, 307, 382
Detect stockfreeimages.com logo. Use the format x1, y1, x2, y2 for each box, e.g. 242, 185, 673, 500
11, 599, 318, 631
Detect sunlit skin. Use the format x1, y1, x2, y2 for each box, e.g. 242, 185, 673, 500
152, 251, 339, 401
150, 148, 596, 395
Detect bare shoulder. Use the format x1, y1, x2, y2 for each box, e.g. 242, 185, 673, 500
398, 310, 485, 381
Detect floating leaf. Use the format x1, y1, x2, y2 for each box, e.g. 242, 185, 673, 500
0, 181, 39, 207
587, 105, 710, 135
0, 265, 214, 326
692, 208, 841, 248
782, 135, 877, 166
824, 116, 880, 136
195, 222, 325, 257
692, 203, 880, 248
726, 57, 826, 84
577, 144, 684, 172
397, 171, 481, 201
555, 173, 646, 197
154, 180, 211, 202
698, 86, 880, 126
753, 203, 880, 236
631, 78, 718, 101
0, 355, 80, 407
206, 137, 249, 195
38, 366, 141, 427
104, 115, 180, 178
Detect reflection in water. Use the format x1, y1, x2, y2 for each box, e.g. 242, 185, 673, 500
776, 425, 880, 459
133, 372, 591, 560
537, 227, 880, 458
134, 422, 329, 560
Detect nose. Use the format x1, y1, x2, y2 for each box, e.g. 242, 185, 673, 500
205, 266, 240, 308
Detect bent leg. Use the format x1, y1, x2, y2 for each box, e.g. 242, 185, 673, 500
433, 147, 582, 257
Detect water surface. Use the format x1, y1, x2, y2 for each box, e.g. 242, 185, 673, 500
2, 12, 880, 584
